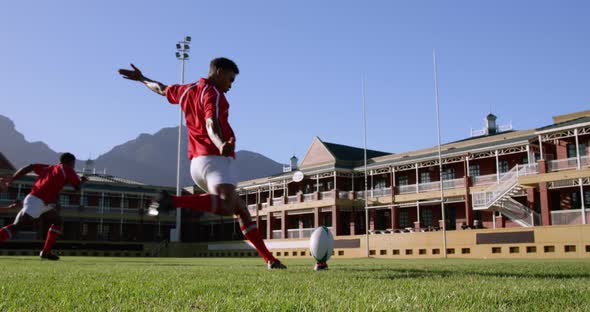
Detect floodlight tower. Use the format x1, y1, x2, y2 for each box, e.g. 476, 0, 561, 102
173, 36, 191, 242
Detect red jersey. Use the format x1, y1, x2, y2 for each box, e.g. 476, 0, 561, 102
30, 164, 81, 205
165, 78, 236, 159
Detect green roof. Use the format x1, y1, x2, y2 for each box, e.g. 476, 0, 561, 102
536, 116, 590, 132
322, 141, 390, 162
362, 133, 536, 169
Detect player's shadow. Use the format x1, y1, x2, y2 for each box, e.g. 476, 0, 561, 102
340, 267, 590, 280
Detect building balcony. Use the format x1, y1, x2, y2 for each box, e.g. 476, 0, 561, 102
551, 209, 590, 225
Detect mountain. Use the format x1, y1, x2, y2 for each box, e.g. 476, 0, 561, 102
0, 115, 60, 168
0, 115, 283, 187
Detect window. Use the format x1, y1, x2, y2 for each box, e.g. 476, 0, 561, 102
468, 164, 480, 177
0, 191, 10, 200
399, 210, 409, 227
80, 195, 87, 206
499, 160, 509, 173
59, 194, 69, 207
420, 172, 431, 183
442, 168, 455, 180
571, 191, 590, 209
421, 209, 433, 227
122, 199, 129, 208
374, 178, 387, 189
522, 156, 529, 164
567, 143, 586, 158
398, 176, 409, 186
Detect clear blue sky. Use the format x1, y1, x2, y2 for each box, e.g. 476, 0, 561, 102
1, 0, 589, 164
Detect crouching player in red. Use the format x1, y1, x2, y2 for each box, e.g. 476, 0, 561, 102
0, 153, 87, 260
119, 58, 286, 269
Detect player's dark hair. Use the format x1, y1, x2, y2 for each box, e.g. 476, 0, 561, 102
60, 153, 76, 164
210, 57, 239, 74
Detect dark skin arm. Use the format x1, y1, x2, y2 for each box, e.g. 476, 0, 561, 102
118, 64, 168, 96
206, 118, 234, 156
0, 164, 35, 192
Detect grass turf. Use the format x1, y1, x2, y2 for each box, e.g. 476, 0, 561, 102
0, 257, 589, 311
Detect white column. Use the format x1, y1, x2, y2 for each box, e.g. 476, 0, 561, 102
415, 164, 419, 194
466, 156, 470, 177
416, 201, 421, 225
580, 178, 586, 225
526, 144, 533, 164
492, 211, 496, 229
391, 167, 396, 193
495, 150, 500, 183
334, 171, 337, 190
316, 175, 320, 193
538, 135, 544, 161
575, 128, 581, 170
370, 170, 374, 197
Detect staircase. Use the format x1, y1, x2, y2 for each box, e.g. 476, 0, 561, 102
471, 164, 540, 227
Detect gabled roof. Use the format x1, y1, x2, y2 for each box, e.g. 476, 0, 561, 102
322, 141, 390, 162
536, 116, 590, 132
299, 137, 390, 169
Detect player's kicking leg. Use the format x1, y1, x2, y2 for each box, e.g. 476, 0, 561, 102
148, 187, 286, 269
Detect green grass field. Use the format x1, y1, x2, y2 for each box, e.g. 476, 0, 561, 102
1, 257, 589, 311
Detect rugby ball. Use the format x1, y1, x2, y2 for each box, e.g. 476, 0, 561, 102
309, 226, 334, 262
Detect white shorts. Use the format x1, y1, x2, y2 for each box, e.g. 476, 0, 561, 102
22, 194, 56, 219
190, 155, 237, 195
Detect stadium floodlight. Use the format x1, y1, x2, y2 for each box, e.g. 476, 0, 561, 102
172, 35, 191, 242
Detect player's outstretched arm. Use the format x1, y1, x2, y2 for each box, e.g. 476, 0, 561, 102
118, 63, 168, 96
0, 164, 35, 192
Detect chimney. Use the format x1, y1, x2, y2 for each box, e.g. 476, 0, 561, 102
485, 113, 497, 135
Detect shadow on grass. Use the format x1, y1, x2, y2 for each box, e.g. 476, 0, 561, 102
339, 267, 590, 280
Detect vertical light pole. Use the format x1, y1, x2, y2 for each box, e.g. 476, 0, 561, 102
173, 36, 191, 242
433, 49, 448, 258
362, 78, 370, 257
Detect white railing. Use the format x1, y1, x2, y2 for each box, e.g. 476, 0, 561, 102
271, 230, 282, 239
338, 191, 349, 199
443, 178, 465, 189
303, 194, 314, 202
398, 184, 417, 194
286, 227, 317, 239
418, 181, 440, 192
247, 204, 257, 215
548, 157, 578, 172
497, 198, 538, 227
272, 197, 283, 206
302, 228, 315, 238
472, 164, 538, 209
355, 191, 366, 199
287, 195, 298, 204
287, 229, 300, 239
372, 188, 392, 197
582, 155, 590, 167
472, 173, 498, 186
320, 191, 333, 199
261, 202, 269, 209
551, 209, 586, 225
